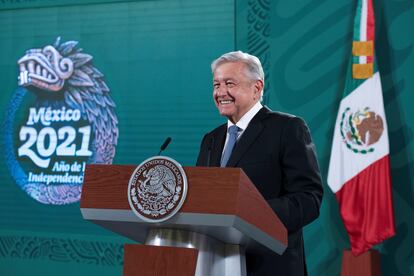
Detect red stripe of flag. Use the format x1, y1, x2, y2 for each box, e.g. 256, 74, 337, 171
335, 155, 396, 255
366, 0, 375, 63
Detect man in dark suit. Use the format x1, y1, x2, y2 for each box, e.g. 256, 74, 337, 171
196, 51, 323, 276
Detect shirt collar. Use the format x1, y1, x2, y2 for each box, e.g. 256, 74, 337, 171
227, 101, 263, 130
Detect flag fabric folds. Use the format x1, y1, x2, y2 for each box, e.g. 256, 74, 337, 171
327, 0, 396, 255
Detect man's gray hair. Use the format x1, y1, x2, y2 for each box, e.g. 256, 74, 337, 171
211, 51, 265, 83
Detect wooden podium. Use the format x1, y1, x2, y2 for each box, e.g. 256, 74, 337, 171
80, 164, 287, 276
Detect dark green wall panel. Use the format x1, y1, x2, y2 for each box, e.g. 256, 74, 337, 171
0, 1, 234, 275
1, 0, 413, 275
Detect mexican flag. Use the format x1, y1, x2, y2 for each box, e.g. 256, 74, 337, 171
327, 0, 395, 255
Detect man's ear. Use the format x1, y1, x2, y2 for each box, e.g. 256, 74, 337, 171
254, 79, 264, 96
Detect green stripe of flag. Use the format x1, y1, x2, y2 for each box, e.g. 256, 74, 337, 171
353, 0, 362, 41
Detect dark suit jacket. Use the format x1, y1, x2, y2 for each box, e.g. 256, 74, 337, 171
196, 106, 323, 276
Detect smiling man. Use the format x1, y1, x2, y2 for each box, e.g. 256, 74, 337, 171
196, 51, 323, 276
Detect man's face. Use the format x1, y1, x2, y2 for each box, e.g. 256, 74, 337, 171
213, 61, 263, 123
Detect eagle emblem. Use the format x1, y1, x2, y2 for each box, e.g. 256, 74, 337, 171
128, 157, 187, 223
340, 107, 384, 154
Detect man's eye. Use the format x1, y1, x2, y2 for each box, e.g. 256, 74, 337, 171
213, 83, 220, 89
226, 82, 235, 88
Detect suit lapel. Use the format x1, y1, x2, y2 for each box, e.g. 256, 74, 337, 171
226, 107, 269, 167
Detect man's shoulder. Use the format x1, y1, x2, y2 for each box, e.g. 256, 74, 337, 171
204, 123, 227, 137
261, 107, 303, 125
202, 107, 307, 136
265, 109, 296, 120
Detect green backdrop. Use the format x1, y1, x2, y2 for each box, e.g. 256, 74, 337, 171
1, 0, 413, 275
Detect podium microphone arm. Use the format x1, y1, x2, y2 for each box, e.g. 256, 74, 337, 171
158, 137, 172, 155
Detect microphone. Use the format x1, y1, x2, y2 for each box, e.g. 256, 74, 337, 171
158, 137, 172, 155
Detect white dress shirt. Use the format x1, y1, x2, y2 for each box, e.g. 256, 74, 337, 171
221, 101, 263, 157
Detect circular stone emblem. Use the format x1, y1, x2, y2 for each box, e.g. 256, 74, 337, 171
128, 156, 188, 223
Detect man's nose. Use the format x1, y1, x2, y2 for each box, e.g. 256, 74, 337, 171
215, 85, 228, 96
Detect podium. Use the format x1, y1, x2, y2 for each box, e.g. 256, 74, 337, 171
81, 164, 287, 276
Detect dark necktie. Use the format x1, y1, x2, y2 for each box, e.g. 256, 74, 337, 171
220, 125, 239, 167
